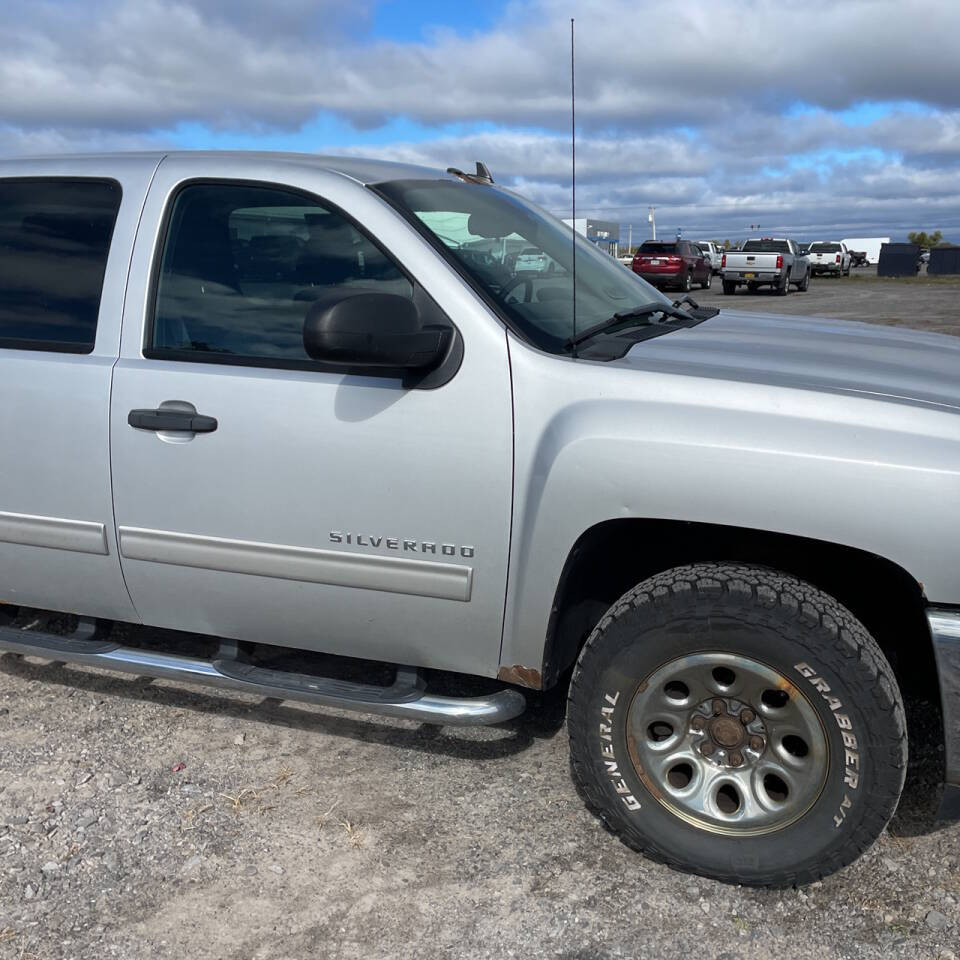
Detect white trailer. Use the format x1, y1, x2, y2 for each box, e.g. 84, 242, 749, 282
841, 237, 890, 265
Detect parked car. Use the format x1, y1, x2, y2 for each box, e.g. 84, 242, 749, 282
849, 250, 869, 268
2, 152, 959, 890
515, 246, 557, 273
697, 240, 724, 275
632, 240, 711, 291
721, 237, 810, 294
808, 241, 852, 277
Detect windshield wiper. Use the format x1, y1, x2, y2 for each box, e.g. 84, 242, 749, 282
564, 301, 692, 351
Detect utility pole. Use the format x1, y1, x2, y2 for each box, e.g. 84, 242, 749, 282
628, 223, 632, 252
648, 206, 656, 241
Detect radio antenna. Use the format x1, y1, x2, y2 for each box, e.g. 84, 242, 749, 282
570, 17, 577, 358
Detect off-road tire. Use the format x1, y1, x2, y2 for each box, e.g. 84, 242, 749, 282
567, 563, 906, 887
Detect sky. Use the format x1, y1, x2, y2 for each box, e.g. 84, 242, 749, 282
2, 0, 959, 241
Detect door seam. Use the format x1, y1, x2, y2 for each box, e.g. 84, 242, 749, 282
107, 153, 168, 624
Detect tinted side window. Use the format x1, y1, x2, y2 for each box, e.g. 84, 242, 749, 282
151, 183, 413, 365
0, 179, 121, 353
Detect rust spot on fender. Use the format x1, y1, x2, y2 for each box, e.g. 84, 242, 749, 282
497, 664, 543, 690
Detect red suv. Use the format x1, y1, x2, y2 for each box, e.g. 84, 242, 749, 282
632, 240, 711, 292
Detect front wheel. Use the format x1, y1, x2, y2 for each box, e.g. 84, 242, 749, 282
567, 563, 906, 887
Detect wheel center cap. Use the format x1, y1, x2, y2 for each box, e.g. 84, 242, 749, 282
710, 715, 744, 748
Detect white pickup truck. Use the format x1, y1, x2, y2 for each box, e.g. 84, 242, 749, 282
808, 241, 852, 277
2, 152, 959, 889
721, 238, 810, 295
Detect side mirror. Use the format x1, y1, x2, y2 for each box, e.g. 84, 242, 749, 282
303, 293, 450, 371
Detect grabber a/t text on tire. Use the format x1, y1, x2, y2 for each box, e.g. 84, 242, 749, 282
567, 563, 907, 887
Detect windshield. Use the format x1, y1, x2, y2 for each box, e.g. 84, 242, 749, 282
375, 179, 669, 354
810, 242, 841, 253
742, 239, 790, 253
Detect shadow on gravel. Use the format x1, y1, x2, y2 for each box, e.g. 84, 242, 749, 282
0, 649, 569, 762
888, 695, 950, 838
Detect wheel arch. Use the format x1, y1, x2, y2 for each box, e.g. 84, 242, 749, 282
541, 518, 936, 716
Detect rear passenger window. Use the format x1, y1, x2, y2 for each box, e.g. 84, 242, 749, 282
150, 182, 413, 365
0, 179, 121, 353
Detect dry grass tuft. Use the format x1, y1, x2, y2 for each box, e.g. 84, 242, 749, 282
215, 766, 298, 818
339, 818, 366, 848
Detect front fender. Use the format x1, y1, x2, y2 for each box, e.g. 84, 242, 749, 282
499, 338, 960, 681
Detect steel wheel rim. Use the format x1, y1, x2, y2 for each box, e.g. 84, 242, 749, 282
626, 652, 829, 836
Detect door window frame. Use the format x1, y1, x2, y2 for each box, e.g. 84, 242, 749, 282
143, 178, 462, 383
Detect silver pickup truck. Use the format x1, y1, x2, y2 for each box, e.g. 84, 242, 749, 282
1, 152, 959, 888
722, 237, 811, 294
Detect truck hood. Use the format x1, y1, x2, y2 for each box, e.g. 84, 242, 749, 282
615, 310, 960, 413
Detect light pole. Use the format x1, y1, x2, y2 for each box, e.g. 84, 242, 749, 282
648, 206, 656, 241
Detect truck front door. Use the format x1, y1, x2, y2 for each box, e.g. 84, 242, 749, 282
109, 159, 513, 678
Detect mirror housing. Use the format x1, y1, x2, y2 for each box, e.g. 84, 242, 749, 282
303, 293, 450, 371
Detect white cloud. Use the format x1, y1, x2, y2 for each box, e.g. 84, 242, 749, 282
1, 0, 959, 236
4, 0, 960, 132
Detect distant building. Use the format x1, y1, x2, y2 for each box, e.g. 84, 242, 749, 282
563, 218, 621, 255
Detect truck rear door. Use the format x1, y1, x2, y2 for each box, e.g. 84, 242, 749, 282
0, 157, 159, 621
108, 157, 513, 678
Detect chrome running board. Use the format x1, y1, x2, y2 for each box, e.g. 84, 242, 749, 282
0, 615, 525, 727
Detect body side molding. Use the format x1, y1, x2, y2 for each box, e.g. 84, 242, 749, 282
118, 526, 474, 602
0, 510, 109, 555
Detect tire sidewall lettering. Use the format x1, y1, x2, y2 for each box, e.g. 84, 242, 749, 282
793, 660, 862, 828
598, 688, 642, 811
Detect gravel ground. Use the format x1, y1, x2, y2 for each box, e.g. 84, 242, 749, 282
2, 274, 960, 960
696, 265, 960, 337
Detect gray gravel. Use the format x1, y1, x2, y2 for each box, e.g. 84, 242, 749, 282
2, 275, 960, 960
697, 266, 960, 337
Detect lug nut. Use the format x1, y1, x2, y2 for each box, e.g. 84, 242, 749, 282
729, 751, 744, 767
750, 736, 764, 752
740, 708, 756, 725
691, 715, 706, 731
700, 741, 715, 757
712, 699, 725, 716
